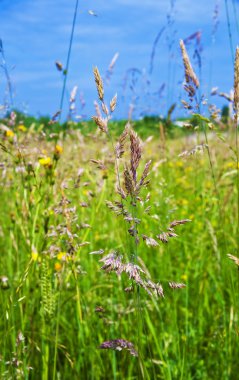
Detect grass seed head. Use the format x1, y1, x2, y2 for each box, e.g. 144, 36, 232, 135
110, 94, 117, 113
99, 339, 138, 357
93, 66, 104, 101
130, 129, 142, 183
227, 253, 239, 266
180, 39, 199, 89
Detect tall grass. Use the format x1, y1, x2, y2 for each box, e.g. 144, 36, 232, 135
0, 43, 239, 380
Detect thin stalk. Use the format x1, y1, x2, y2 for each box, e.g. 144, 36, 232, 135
232, 0, 239, 37
234, 47, 239, 252
58, 0, 79, 123
201, 120, 227, 257
107, 126, 132, 254
0, 40, 14, 107
235, 117, 239, 253
108, 125, 143, 377
225, 0, 235, 65
52, 286, 61, 380
42, 319, 50, 380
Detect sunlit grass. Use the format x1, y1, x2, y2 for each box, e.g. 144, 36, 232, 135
0, 121, 238, 379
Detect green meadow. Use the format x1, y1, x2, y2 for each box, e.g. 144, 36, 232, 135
0, 112, 239, 379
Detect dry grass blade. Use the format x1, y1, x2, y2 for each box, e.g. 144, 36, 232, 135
227, 254, 239, 266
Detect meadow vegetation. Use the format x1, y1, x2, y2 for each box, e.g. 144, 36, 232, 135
0, 44, 239, 380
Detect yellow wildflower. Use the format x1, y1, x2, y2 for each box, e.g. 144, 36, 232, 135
55, 145, 63, 155
176, 161, 183, 168
205, 181, 212, 189
31, 251, 38, 261
17, 124, 27, 132
57, 252, 70, 262
39, 157, 52, 167
185, 166, 192, 173
5, 129, 14, 138
54, 262, 62, 271
225, 162, 235, 169
181, 274, 188, 282
180, 199, 188, 206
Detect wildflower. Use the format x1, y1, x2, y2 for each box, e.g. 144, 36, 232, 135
181, 274, 188, 282
57, 252, 70, 262
5, 129, 14, 138
55, 144, 63, 155
54, 262, 62, 271
181, 199, 188, 206
185, 166, 193, 173
225, 162, 235, 169
17, 124, 27, 132
39, 157, 52, 167
31, 251, 38, 261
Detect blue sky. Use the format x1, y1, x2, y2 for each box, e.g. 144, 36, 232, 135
0, 0, 238, 119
